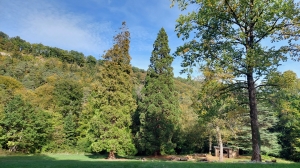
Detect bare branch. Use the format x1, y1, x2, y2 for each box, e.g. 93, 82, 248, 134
255, 17, 281, 44
255, 84, 279, 89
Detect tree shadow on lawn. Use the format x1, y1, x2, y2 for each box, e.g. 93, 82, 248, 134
0, 155, 189, 168
0, 154, 299, 168
0, 154, 56, 161
84, 152, 138, 160
84, 153, 107, 159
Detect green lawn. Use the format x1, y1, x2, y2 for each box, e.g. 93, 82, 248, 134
0, 154, 299, 168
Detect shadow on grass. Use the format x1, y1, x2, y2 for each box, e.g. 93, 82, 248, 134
0, 154, 299, 168
84, 153, 107, 159
84, 152, 139, 160
0, 154, 56, 161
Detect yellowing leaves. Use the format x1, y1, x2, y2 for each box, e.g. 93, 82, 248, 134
0, 75, 23, 90
46, 74, 59, 85
183, 48, 190, 53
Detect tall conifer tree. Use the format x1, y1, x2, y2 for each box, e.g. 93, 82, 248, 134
137, 28, 180, 155
88, 22, 137, 159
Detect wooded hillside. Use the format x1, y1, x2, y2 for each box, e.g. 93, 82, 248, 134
0, 26, 299, 162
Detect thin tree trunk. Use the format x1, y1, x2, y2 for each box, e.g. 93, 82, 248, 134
216, 126, 223, 162
247, 74, 261, 162
209, 135, 212, 155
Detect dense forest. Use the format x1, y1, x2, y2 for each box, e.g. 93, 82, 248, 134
0, 19, 300, 162
0, 26, 203, 156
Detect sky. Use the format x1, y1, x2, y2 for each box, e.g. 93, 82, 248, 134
0, 0, 299, 78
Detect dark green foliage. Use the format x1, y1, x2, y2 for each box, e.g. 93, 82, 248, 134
52, 79, 83, 149
269, 72, 300, 161
69, 50, 85, 67
0, 31, 9, 39
63, 114, 77, 146
279, 99, 300, 161
0, 95, 51, 153
279, 115, 300, 162
230, 106, 281, 156
86, 55, 97, 67
53, 79, 83, 117
259, 108, 281, 156
136, 28, 180, 155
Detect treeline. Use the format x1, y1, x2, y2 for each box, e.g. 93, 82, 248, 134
0, 31, 99, 68
0, 25, 204, 157
0, 23, 300, 162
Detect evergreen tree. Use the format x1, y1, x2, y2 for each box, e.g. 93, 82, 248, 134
63, 113, 77, 147
88, 22, 137, 159
136, 28, 180, 155
231, 105, 281, 156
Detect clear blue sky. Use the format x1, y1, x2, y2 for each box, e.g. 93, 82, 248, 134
0, 0, 299, 78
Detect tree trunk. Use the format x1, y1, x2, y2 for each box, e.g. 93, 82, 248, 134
216, 126, 223, 162
209, 135, 212, 155
247, 74, 261, 162
108, 150, 116, 159
154, 149, 161, 157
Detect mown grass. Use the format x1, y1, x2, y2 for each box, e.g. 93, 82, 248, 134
0, 154, 299, 168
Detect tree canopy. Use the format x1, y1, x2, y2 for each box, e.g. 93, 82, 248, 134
172, 0, 300, 161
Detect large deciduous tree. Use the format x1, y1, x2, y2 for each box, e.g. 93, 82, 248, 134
88, 22, 137, 159
172, 0, 300, 161
136, 28, 180, 155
